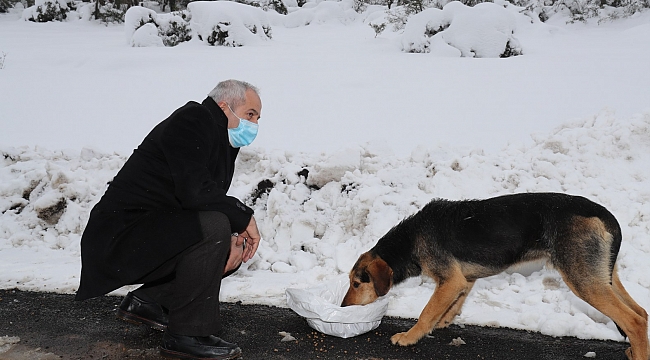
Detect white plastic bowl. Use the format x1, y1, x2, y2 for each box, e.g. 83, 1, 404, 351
286, 277, 389, 338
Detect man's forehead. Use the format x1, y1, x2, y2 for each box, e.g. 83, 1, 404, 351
244, 91, 262, 115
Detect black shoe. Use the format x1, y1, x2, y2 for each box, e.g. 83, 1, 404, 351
116, 292, 168, 331
160, 332, 242, 360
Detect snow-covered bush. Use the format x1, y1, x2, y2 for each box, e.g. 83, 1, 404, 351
509, 0, 650, 22
124, 6, 192, 47
401, 1, 522, 58
267, 0, 288, 14
131, 22, 163, 46
558, 0, 650, 22
95, 3, 125, 24
189, 1, 272, 46
22, 0, 70, 22
236, 0, 288, 14
0, 0, 17, 13
157, 11, 192, 46
125, 6, 157, 44
281, 0, 359, 27
358, 0, 648, 24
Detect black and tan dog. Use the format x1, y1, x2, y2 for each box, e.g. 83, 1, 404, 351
341, 193, 649, 360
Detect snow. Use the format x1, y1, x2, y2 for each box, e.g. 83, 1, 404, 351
1, 0, 650, 344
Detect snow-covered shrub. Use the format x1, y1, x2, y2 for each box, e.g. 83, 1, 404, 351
235, 0, 288, 14
95, 3, 125, 24
157, 11, 192, 46
0, 0, 16, 13
282, 0, 359, 27
357, 0, 490, 11
267, 0, 288, 14
515, 0, 649, 23
125, 5, 157, 44
124, 6, 191, 47
131, 22, 164, 46
559, 0, 650, 22
401, 1, 522, 58
73, 1, 94, 21
369, 21, 386, 36
22, 0, 70, 22
189, 1, 272, 47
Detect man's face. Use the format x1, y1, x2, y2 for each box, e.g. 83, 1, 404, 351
222, 89, 262, 129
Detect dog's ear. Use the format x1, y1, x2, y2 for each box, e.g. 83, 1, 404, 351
367, 258, 393, 297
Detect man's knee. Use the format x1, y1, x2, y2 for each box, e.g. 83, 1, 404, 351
198, 211, 230, 249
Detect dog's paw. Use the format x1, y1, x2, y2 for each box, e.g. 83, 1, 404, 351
390, 332, 406, 345
623, 346, 647, 360
435, 320, 452, 329
624, 347, 633, 360
390, 332, 417, 346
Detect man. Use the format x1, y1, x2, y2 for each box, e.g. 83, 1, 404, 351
75, 79, 263, 360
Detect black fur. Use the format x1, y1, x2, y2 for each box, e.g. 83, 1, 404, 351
370, 193, 621, 285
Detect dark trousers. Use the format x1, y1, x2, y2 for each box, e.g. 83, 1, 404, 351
132, 211, 232, 336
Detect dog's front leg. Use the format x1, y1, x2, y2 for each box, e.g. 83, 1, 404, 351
391, 271, 469, 346
435, 280, 475, 329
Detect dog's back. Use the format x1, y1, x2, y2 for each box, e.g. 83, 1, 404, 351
372, 193, 622, 283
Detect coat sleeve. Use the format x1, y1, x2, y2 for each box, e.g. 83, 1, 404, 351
158, 105, 253, 233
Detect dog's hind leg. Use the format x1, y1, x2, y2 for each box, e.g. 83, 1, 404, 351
611, 266, 650, 355
612, 267, 648, 321
559, 270, 649, 360
435, 280, 475, 330
391, 263, 469, 346
554, 216, 649, 359
558, 264, 650, 360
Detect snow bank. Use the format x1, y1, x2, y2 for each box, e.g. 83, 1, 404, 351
2, 110, 650, 341
402, 1, 522, 57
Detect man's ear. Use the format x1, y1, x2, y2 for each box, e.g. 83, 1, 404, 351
367, 258, 393, 297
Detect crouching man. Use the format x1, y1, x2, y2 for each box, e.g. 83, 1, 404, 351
75, 79, 263, 360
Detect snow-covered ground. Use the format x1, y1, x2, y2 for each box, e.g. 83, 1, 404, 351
1, 1, 650, 344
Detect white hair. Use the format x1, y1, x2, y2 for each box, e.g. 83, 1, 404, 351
208, 79, 260, 108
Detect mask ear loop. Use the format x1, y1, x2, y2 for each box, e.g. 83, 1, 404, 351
226, 103, 244, 124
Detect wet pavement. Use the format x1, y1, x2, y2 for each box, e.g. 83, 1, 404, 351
0, 288, 628, 359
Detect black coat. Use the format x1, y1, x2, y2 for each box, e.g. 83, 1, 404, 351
75, 97, 254, 301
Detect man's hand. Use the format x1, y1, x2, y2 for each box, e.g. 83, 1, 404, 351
224, 234, 244, 274
235, 216, 261, 262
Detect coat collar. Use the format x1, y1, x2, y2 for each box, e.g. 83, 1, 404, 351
202, 96, 228, 129
201, 96, 239, 154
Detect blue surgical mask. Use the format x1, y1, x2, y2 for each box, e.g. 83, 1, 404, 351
226, 104, 258, 148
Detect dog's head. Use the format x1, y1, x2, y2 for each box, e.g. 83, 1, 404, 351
341, 252, 393, 307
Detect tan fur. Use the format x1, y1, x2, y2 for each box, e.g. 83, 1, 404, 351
559, 267, 649, 360
391, 262, 471, 345
341, 253, 392, 306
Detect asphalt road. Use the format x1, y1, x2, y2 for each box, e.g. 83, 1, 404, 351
0, 288, 629, 359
